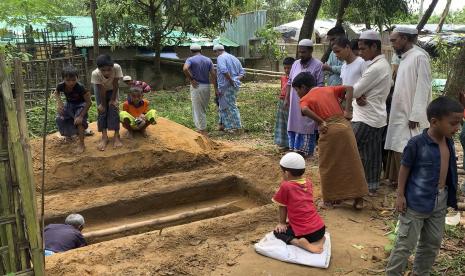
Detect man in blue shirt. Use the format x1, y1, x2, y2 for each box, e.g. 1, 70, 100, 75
213, 44, 245, 133
386, 96, 462, 276
323, 26, 345, 86
183, 44, 217, 135
44, 214, 87, 256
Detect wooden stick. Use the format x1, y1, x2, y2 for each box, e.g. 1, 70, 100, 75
83, 201, 239, 240
0, 54, 44, 275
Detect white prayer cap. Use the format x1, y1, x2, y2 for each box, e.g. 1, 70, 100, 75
280, 152, 305, 170
298, 39, 314, 47
213, 44, 225, 51
359, 30, 381, 41
122, 76, 132, 81
393, 26, 418, 35
190, 44, 201, 51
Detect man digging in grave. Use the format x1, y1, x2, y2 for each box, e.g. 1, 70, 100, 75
44, 214, 87, 256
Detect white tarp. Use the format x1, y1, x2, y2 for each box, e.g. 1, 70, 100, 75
254, 232, 332, 269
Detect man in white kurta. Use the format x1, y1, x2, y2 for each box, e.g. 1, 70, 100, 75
384, 27, 432, 184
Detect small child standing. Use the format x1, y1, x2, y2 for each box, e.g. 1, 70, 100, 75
91, 54, 124, 151
386, 96, 462, 276
274, 57, 295, 150
273, 152, 326, 254
119, 87, 157, 138
55, 66, 91, 154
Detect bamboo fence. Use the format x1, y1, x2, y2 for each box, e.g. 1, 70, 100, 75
0, 55, 45, 275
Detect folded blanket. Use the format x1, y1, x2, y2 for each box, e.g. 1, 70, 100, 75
254, 232, 331, 268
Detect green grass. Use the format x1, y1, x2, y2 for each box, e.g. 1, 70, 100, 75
26, 82, 281, 142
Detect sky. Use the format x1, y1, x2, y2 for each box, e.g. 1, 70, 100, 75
413, 0, 465, 15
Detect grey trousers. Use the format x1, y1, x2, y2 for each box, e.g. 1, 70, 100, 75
190, 84, 210, 131
386, 189, 448, 276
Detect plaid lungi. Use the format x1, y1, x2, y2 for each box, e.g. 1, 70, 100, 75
274, 99, 289, 148
287, 131, 316, 157
56, 101, 88, 137
96, 90, 120, 132
218, 86, 242, 130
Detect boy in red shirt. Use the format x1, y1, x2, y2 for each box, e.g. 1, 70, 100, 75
274, 57, 295, 150
273, 152, 326, 253
119, 87, 157, 138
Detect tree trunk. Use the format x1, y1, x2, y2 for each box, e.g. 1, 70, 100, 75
417, 0, 439, 32
321, 0, 351, 63
436, 0, 452, 33
419, 0, 424, 17
444, 44, 465, 100
90, 0, 99, 60
298, 0, 323, 41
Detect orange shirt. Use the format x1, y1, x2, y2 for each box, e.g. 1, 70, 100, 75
123, 99, 149, 118
279, 75, 289, 99
299, 86, 346, 120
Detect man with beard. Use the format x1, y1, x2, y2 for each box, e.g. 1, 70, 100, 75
384, 27, 432, 186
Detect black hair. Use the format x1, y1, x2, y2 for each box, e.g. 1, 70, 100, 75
333, 37, 351, 48
191, 49, 201, 53
283, 57, 295, 66
350, 39, 359, 51
292, 72, 316, 89
62, 65, 79, 79
129, 86, 143, 94
426, 96, 464, 121
327, 26, 346, 37
280, 166, 305, 177
359, 39, 382, 51
96, 54, 114, 68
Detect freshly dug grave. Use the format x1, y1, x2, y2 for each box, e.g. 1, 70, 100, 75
34, 118, 391, 275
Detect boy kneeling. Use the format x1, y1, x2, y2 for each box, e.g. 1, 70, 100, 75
273, 152, 326, 253
55, 66, 91, 153
119, 86, 157, 138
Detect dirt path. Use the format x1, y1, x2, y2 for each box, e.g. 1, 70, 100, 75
36, 118, 393, 275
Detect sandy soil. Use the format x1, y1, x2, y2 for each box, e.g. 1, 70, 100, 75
34, 118, 394, 275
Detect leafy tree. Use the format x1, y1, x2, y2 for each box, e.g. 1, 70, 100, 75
0, 0, 62, 26
254, 26, 287, 70
97, 0, 243, 86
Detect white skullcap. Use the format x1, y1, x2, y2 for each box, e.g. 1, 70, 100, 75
122, 76, 132, 81
393, 26, 418, 35
65, 213, 85, 227
280, 152, 306, 170
213, 44, 224, 51
359, 30, 381, 41
298, 39, 313, 47
190, 44, 201, 51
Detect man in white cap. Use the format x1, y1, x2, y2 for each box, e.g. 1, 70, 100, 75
213, 44, 245, 134
285, 38, 324, 157
183, 44, 216, 135
345, 30, 392, 196
384, 27, 432, 186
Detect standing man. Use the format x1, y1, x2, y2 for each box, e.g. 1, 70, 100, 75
285, 39, 324, 158
213, 44, 245, 134
183, 44, 217, 135
384, 27, 432, 185
349, 30, 392, 196
323, 26, 345, 86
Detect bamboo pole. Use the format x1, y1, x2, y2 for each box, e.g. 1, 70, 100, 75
0, 54, 45, 275
0, 94, 16, 274
83, 201, 239, 241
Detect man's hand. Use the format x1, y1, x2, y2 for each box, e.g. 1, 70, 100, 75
395, 194, 407, 213
57, 104, 64, 115
319, 121, 328, 134
274, 223, 288, 233
190, 79, 199, 88
97, 104, 105, 114
344, 111, 352, 121
74, 115, 83, 126
109, 99, 118, 108
408, 121, 419, 129
356, 95, 367, 106
322, 64, 331, 71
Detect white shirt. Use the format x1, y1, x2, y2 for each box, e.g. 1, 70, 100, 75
385, 47, 432, 153
91, 63, 123, 92
352, 55, 392, 128
341, 56, 366, 86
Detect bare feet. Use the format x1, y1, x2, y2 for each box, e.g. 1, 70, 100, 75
292, 236, 326, 254
74, 143, 85, 154
125, 130, 134, 139
97, 137, 109, 151
113, 135, 123, 149
368, 189, 378, 197
141, 130, 149, 138
318, 201, 334, 209
353, 198, 364, 210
